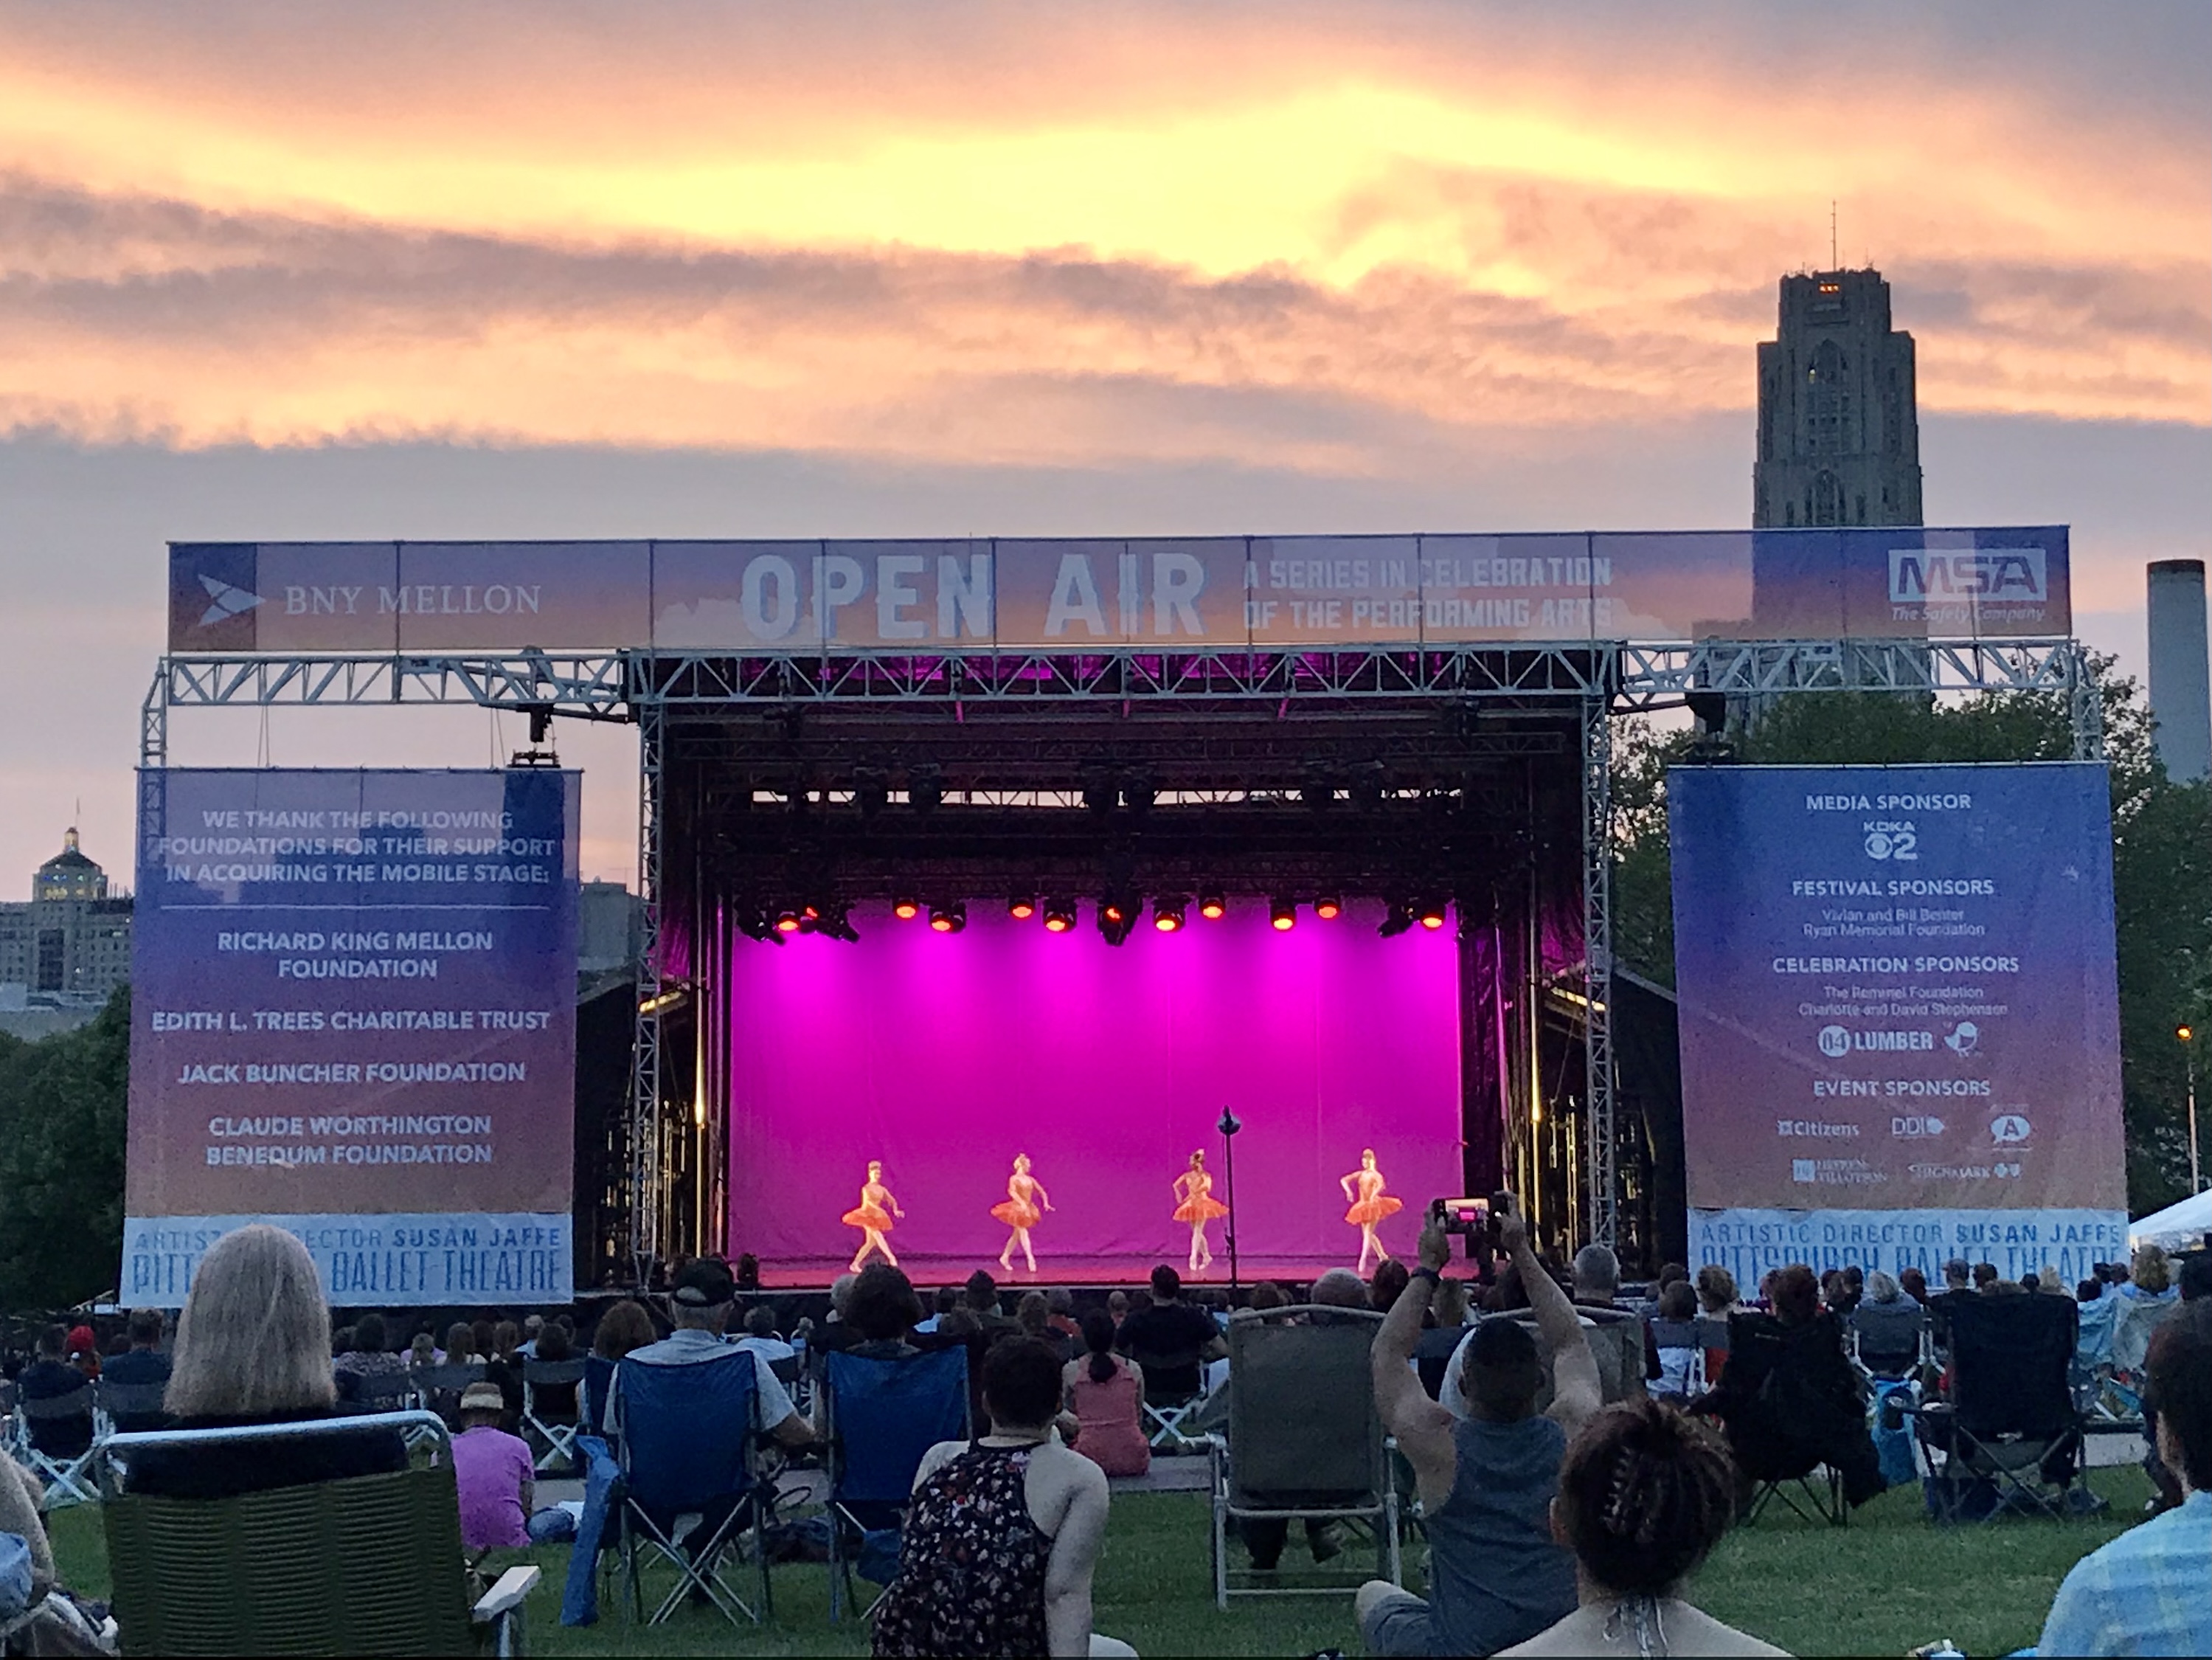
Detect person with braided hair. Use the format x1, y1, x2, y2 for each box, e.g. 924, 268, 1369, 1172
1499, 1397, 1786, 1656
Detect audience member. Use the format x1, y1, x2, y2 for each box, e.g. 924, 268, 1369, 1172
519, 1314, 544, 1358
15, 1325, 94, 1461
1046, 1287, 1083, 1341
528, 1320, 580, 1425
916, 1284, 961, 1334
963, 1269, 1019, 1335
1942, 1259, 1972, 1293
1654, 1262, 1689, 1294
408, 1332, 438, 1369
1415, 1278, 1476, 1400
0, 1453, 55, 1604
333, 1312, 409, 1406
2123, 1243, 2177, 1302
846, 1263, 926, 1358
100, 1307, 173, 1433
1362, 1197, 1597, 1657
2036, 1266, 2067, 1296
1371, 1258, 1413, 1315
1249, 1282, 1289, 1313
1693, 1265, 1739, 1317
1972, 1262, 2000, 1293
471, 1318, 498, 1359
2038, 1300, 2212, 1657
1114, 1265, 1227, 1397
1064, 1311, 1149, 1479
591, 1298, 656, 1363
1896, 1266, 1928, 1304
445, 1322, 479, 1367
1499, 1398, 1786, 1657
1649, 1282, 1700, 1398
128, 1224, 407, 1498
873, 1338, 1129, 1659
1106, 1290, 1129, 1328
451, 1381, 535, 1552
1019, 1291, 1072, 1362
735, 1304, 797, 1363
65, 1324, 101, 1380
1310, 1268, 1370, 1310
609, 1258, 811, 1448
1852, 1270, 1924, 1376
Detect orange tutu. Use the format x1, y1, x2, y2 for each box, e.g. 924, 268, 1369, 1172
1173, 1195, 1230, 1223
991, 1199, 1041, 1229
1345, 1194, 1402, 1227
842, 1203, 892, 1231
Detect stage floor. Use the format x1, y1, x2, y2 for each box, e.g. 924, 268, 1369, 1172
752, 1254, 1369, 1292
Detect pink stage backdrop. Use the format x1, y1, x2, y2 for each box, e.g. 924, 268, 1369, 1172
726, 901, 1465, 1278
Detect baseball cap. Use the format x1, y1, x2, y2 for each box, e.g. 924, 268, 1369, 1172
672, 1257, 736, 1308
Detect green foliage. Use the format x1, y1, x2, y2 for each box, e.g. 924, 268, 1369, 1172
1613, 660, 2212, 1212
0, 986, 131, 1309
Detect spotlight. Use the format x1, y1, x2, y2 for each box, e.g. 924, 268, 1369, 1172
1417, 898, 1448, 931
892, 896, 920, 921
1314, 894, 1342, 921
773, 907, 804, 936
1154, 898, 1186, 933
1008, 896, 1036, 921
1043, 900, 1076, 933
908, 767, 944, 813
1198, 890, 1227, 921
1270, 898, 1297, 932
815, 899, 861, 944
1102, 899, 1128, 925
1098, 896, 1135, 947
1378, 898, 1414, 938
929, 900, 966, 935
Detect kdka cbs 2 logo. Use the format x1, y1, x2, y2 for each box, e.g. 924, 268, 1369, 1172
1888, 547, 2049, 626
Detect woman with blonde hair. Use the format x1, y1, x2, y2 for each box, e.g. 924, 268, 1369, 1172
2125, 1242, 2177, 1301
127, 1224, 408, 1498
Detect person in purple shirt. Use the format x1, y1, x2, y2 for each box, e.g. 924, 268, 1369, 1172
450, 1382, 535, 1552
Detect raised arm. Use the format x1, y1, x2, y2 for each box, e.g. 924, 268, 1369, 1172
1373, 1214, 1461, 1512
1501, 1197, 1601, 1434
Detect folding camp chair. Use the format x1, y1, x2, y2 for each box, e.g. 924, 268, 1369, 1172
413, 1360, 486, 1430
583, 1355, 618, 1444
521, 1359, 586, 1473
92, 1379, 170, 1439
1910, 1292, 2084, 1524
1207, 1306, 1401, 1607
821, 1346, 969, 1622
1694, 1315, 1732, 1390
1123, 1340, 1206, 1449
1697, 1312, 1876, 1527
12, 1378, 98, 1507
1850, 1301, 1927, 1384
347, 1369, 423, 1416
613, 1350, 776, 1626
97, 1411, 539, 1656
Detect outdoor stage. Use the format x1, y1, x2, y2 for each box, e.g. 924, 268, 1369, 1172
744, 1259, 1370, 1293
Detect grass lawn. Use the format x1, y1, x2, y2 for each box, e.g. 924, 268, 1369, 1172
42, 1465, 2152, 1656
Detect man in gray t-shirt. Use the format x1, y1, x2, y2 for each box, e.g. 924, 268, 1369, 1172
1362, 1198, 1598, 1656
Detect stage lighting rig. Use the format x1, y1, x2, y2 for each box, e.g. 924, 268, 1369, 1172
892, 896, 920, 921
908, 767, 945, 813
773, 907, 804, 936
1098, 896, 1136, 947
1008, 895, 1036, 921
1198, 890, 1227, 921
814, 899, 861, 944
1121, 771, 1157, 814
852, 767, 890, 817
1043, 899, 1076, 933
929, 900, 967, 934
1081, 769, 1117, 816
1270, 897, 1297, 931
1416, 898, 1449, 930
1314, 894, 1343, 921
1154, 898, 1186, 933
1378, 898, 1414, 938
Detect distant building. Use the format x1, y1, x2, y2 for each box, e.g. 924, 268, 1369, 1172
1754, 267, 1924, 529
0, 828, 134, 1037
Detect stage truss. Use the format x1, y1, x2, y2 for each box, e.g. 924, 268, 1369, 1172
141, 636, 2103, 1264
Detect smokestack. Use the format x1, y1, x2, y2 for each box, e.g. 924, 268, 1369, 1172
2147, 559, 2210, 784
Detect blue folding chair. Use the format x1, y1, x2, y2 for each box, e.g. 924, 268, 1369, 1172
613, 1351, 775, 1625
583, 1355, 617, 1445
822, 1346, 969, 1623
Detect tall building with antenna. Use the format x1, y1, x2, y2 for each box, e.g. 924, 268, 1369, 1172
1753, 264, 1923, 528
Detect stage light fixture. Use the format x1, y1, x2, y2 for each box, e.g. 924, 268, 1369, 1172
908, 767, 945, 813
1043, 900, 1076, 933
1314, 894, 1343, 921
1198, 891, 1227, 921
1270, 898, 1297, 931
1102, 899, 1127, 925
892, 896, 920, 921
1378, 899, 1414, 938
1154, 899, 1186, 933
1008, 896, 1036, 921
1121, 772, 1157, 814
853, 767, 890, 817
773, 907, 804, 935
815, 900, 861, 944
1417, 898, 1449, 930
929, 900, 966, 934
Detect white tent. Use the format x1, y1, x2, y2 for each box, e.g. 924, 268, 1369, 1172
2129, 1188, 2212, 1251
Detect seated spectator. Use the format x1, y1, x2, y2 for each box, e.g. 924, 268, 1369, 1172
1499, 1397, 1786, 1657
1371, 1258, 1413, 1315
1310, 1268, 1370, 1311
964, 1269, 1019, 1335
65, 1324, 101, 1380
128, 1224, 408, 1498
1897, 1266, 1929, 1305
1972, 1262, 2001, 1293
734, 1304, 796, 1363
2123, 1243, 2178, 1303
1114, 1265, 1227, 1399
1019, 1292, 1071, 1363
1693, 1265, 1739, 1383
1415, 1277, 1475, 1400
1064, 1313, 1148, 1479
1362, 1197, 1596, 1658
873, 1338, 1131, 1659
1106, 1290, 1129, 1328
811, 1272, 865, 1369
915, 1284, 961, 1335
333, 1312, 409, 1406
0, 1453, 56, 1605
527, 1321, 580, 1425
1578, 1243, 1662, 1387
1046, 1288, 1082, 1341
2076, 1276, 2118, 1371
2036, 1265, 2068, 1296
845, 1263, 925, 1359
1851, 1271, 1924, 1377
609, 1258, 810, 1450
2038, 1300, 2212, 1657
408, 1332, 438, 1369
451, 1381, 535, 1552
519, 1314, 544, 1358
15, 1325, 94, 1461
1648, 1282, 1700, 1398
591, 1298, 656, 1363
101, 1307, 174, 1432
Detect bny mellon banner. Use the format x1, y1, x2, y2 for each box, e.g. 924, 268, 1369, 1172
1668, 763, 2126, 1287
123, 768, 580, 1305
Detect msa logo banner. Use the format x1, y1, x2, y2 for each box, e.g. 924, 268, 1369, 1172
1889, 547, 2048, 606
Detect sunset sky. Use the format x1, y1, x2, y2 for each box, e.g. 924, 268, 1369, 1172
2, 0, 2206, 884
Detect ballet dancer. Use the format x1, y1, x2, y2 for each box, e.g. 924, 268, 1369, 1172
1171, 1149, 1230, 1276
1339, 1147, 1402, 1277
991, 1152, 1053, 1274
842, 1159, 905, 1272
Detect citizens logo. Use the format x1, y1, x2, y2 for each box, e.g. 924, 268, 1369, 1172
1944, 1021, 1980, 1056
1777, 1119, 1861, 1139
1989, 1113, 2033, 1144
1819, 1026, 1933, 1056
1891, 1115, 1946, 1139
1888, 548, 2048, 605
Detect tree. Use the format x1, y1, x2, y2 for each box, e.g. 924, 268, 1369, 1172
0, 986, 130, 1310
1612, 660, 2211, 1212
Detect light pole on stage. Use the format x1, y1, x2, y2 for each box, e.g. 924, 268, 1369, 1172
1217, 1107, 1242, 1296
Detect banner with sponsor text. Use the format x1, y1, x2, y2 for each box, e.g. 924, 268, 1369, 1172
1668, 763, 2125, 1285
168, 527, 2069, 654
122, 769, 580, 1306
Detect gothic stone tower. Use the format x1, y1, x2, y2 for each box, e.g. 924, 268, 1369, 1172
1754, 268, 1923, 528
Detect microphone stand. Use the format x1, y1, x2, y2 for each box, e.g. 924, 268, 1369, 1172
1216, 1107, 1242, 1296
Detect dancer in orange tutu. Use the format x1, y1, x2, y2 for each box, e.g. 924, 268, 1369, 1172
1339, 1147, 1401, 1276
991, 1152, 1053, 1274
1170, 1149, 1230, 1276
842, 1159, 905, 1272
